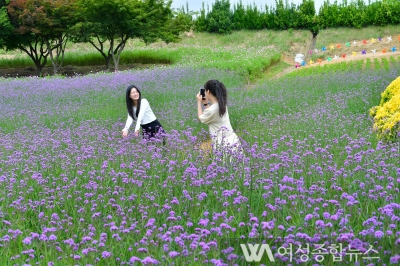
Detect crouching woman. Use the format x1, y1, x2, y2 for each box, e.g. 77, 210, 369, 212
122, 85, 166, 144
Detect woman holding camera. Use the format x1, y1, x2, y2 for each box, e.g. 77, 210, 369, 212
122, 85, 166, 143
196, 79, 242, 155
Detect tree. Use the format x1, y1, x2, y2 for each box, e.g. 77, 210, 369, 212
45, 0, 78, 75
297, 0, 319, 36
244, 3, 263, 30
232, 1, 245, 30
170, 2, 195, 33
273, 0, 289, 30
5, 0, 77, 75
141, 0, 179, 44
206, 0, 233, 34
0, 0, 13, 48
194, 2, 207, 32
72, 0, 179, 71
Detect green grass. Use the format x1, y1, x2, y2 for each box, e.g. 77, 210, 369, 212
0, 43, 281, 82
258, 60, 292, 80
316, 25, 400, 47
175, 29, 312, 51
0, 29, 312, 82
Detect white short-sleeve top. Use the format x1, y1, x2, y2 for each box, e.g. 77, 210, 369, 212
198, 103, 240, 147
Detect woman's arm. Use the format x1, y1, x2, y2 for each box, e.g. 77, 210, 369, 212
196, 92, 209, 118
122, 114, 134, 137
197, 101, 204, 118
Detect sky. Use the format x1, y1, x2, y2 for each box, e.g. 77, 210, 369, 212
170, 0, 330, 13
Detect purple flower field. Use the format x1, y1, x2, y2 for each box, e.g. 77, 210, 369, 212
0, 65, 399, 265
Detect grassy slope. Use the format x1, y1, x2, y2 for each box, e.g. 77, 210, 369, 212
316, 25, 400, 47
0, 30, 311, 82
0, 26, 399, 82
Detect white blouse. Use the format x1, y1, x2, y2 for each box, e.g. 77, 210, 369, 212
199, 103, 241, 149
122, 98, 157, 132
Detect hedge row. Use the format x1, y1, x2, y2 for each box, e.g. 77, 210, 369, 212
178, 0, 400, 35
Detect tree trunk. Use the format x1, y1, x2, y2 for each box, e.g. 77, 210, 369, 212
19, 39, 49, 77
35, 63, 44, 76
111, 40, 126, 72
88, 38, 111, 71
105, 55, 112, 71
113, 57, 119, 72
48, 43, 60, 75
47, 35, 68, 75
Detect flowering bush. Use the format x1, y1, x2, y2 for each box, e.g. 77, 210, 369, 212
370, 76, 400, 141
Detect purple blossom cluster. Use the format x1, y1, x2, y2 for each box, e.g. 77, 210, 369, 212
0, 65, 399, 265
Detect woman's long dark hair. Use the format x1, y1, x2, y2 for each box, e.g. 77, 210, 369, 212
125, 85, 142, 120
204, 80, 227, 117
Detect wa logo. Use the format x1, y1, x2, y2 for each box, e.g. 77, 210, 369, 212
240, 244, 275, 262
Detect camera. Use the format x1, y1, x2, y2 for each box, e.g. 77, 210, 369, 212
200, 88, 206, 100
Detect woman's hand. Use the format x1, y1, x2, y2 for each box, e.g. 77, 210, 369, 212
197, 92, 210, 108
196, 92, 203, 103
197, 93, 205, 118
134, 130, 140, 137
122, 130, 128, 138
